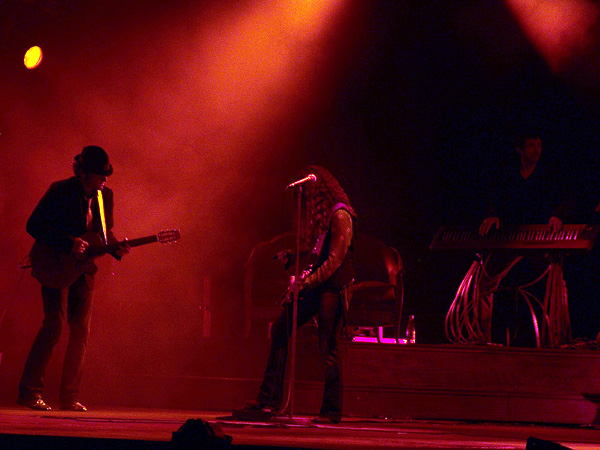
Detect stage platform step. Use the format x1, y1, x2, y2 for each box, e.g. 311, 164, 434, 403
79, 342, 600, 425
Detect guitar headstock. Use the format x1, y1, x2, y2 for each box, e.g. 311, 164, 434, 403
157, 229, 181, 244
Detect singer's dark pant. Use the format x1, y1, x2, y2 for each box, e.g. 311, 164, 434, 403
19, 274, 93, 406
257, 287, 344, 420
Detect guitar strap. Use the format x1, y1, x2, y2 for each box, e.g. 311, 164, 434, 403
97, 189, 107, 244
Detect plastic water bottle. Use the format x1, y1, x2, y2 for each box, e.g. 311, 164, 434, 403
406, 315, 416, 344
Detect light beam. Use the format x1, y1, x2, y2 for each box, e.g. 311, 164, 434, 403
503, 0, 600, 73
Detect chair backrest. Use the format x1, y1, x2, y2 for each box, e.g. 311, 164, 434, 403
353, 233, 404, 286
244, 232, 295, 310
345, 234, 404, 331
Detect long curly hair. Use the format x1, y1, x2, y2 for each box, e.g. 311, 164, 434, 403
297, 165, 356, 244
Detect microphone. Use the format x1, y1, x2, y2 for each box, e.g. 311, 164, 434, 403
286, 174, 316, 189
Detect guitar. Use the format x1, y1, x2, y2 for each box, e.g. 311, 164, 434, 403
281, 266, 314, 305
280, 232, 328, 305
29, 229, 181, 289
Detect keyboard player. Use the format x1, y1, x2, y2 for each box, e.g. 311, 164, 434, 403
474, 131, 574, 347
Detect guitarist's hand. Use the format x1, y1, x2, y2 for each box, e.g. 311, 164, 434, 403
115, 239, 131, 258
72, 237, 90, 259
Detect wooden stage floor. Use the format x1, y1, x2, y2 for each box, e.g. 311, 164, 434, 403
2, 407, 600, 450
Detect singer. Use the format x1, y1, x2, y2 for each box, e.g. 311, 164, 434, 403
233, 165, 356, 424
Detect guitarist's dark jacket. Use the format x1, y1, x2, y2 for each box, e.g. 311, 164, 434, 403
27, 176, 120, 268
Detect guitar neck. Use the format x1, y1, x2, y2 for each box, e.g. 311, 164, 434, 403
93, 235, 158, 256
124, 235, 159, 248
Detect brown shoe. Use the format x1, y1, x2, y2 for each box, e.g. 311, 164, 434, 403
60, 402, 87, 412
17, 397, 52, 411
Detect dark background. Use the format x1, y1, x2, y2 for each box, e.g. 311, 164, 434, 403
1, 0, 600, 407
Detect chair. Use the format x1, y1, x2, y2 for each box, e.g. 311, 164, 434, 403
343, 234, 405, 342
243, 232, 404, 340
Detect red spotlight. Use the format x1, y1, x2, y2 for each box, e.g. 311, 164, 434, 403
24, 46, 43, 69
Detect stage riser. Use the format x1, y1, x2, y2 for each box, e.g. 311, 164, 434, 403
340, 343, 600, 424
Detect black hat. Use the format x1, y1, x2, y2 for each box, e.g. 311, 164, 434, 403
75, 146, 113, 176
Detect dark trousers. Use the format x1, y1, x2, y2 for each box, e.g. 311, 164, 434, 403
19, 274, 93, 405
257, 288, 344, 419
478, 254, 550, 346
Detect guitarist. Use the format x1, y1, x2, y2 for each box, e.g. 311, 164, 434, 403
235, 165, 356, 424
18, 146, 129, 411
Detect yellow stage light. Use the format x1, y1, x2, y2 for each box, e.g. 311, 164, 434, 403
24, 46, 43, 69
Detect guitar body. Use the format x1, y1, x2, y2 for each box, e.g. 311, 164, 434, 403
29, 232, 102, 289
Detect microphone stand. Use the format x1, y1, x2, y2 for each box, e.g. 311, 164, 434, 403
276, 184, 310, 424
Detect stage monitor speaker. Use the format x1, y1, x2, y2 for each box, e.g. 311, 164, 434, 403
526, 437, 572, 450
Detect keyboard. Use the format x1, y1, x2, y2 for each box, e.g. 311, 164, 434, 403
430, 224, 600, 252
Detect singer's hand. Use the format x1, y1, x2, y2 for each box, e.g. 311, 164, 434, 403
289, 278, 307, 297
294, 278, 307, 293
